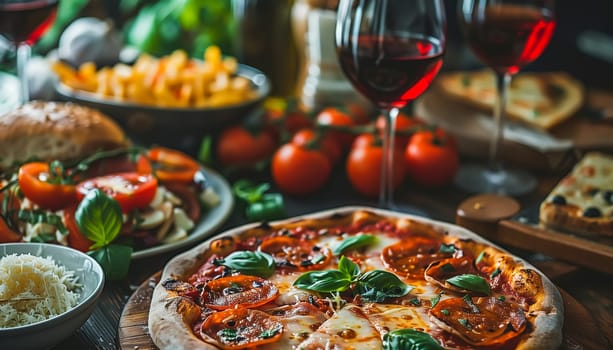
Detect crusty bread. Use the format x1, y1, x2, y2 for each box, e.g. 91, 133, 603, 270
436, 70, 585, 130
0, 101, 130, 169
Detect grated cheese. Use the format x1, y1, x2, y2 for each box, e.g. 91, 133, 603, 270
0, 254, 80, 328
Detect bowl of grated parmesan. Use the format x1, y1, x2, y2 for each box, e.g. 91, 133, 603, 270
0, 243, 105, 350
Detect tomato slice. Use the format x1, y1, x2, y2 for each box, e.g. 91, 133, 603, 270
431, 296, 527, 346
18, 162, 77, 211
62, 204, 94, 252
137, 147, 199, 184
381, 237, 452, 279
201, 308, 283, 349
258, 235, 332, 271
201, 275, 278, 310
76, 172, 158, 213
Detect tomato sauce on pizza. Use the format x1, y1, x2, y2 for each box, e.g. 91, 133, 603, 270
149, 207, 563, 349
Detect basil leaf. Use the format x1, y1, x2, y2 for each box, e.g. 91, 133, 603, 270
446, 274, 491, 295
333, 234, 377, 255
88, 244, 133, 280
383, 328, 444, 350
356, 270, 412, 302
439, 243, 457, 254
294, 270, 352, 293
217, 251, 275, 278
75, 189, 123, 249
338, 255, 360, 279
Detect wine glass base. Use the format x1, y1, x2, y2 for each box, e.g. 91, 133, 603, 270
454, 163, 537, 196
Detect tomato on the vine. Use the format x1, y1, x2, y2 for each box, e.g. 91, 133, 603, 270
18, 162, 77, 211
315, 107, 357, 150
76, 172, 158, 213
404, 129, 459, 187
375, 112, 425, 148
216, 125, 277, 168
291, 128, 342, 165
271, 143, 332, 196
346, 134, 406, 197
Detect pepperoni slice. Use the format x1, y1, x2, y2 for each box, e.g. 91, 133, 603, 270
201, 308, 283, 349
201, 275, 278, 310
381, 237, 453, 279
258, 236, 331, 271
431, 296, 527, 346
424, 257, 479, 291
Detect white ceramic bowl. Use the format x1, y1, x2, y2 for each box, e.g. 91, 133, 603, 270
0, 243, 105, 350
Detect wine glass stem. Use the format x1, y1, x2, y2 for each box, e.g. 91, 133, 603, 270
17, 43, 31, 104
489, 72, 511, 173
380, 107, 399, 209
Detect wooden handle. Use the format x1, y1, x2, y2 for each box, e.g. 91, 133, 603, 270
498, 220, 613, 275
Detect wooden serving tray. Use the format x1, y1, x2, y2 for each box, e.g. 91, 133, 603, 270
117, 272, 607, 350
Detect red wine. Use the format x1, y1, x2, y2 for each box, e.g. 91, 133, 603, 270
462, 5, 555, 74
0, 0, 58, 44
338, 35, 444, 109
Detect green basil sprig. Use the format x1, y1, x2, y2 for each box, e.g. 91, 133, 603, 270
446, 274, 491, 295
294, 256, 412, 303
333, 234, 377, 255
382, 328, 444, 350
76, 189, 132, 280
214, 251, 275, 278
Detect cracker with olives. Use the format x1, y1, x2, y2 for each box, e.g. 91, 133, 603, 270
540, 152, 613, 237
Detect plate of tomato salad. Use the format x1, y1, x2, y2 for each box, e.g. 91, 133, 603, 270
0, 146, 234, 260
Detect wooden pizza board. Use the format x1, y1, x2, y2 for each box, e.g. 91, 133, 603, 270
117, 272, 607, 350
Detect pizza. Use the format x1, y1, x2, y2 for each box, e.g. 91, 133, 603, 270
148, 206, 564, 349
436, 69, 584, 130
540, 152, 613, 237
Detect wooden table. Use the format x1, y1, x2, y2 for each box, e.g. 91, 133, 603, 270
52, 164, 612, 350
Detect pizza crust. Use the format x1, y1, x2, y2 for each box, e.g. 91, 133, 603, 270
436, 70, 585, 130
148, 206, 564, 350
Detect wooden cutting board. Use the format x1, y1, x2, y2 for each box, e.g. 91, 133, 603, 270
117, 271, 608, 350
415, 88, 613, 171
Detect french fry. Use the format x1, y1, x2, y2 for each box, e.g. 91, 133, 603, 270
51, 45, 257, 108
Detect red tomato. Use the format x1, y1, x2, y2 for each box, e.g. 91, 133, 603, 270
404, 129, 459, 187
291, 128, 342, 165
0, 190, 22, 243
63, 204, 94, 252
76, 173, 158, 213
271, 143, 332, 196
375, 112, 425, 148
346, 136, 406, 197
266, 108, 313, 135
346, 102, 373, 125
18, 162, 77, 211
137, 147, 199, 184
216, 125, 277, 168
315, 107, 357, 149
80, 155, 138, 180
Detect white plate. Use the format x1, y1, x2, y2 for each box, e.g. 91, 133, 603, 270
131, 166, 234, 259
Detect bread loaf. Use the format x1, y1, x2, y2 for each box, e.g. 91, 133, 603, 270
0, 101, 130, 169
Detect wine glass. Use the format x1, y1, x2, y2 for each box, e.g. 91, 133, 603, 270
0, 0, 59, 103
455, 0, 555, 196
335, 0, 446, 210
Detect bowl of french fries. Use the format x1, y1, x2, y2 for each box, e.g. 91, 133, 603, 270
53, 46, 270, 147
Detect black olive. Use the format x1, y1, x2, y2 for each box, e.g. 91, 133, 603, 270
583, 207, 602, 218
252, 280, 263, 288
551, 195, 566, 205
603, 191, 612, 205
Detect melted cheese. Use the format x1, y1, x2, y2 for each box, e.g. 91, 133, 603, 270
296, 304, 382, 350
547, 152, 613, 215
0, 254, 80, 328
